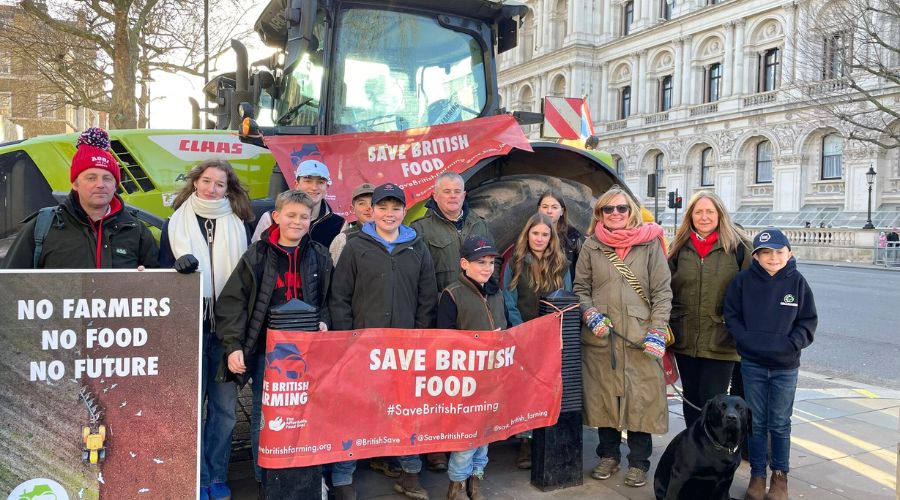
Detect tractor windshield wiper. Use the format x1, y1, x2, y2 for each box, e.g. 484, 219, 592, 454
276, 96, 315, 126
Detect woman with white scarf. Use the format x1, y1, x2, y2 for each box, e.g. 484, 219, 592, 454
159, 159, 254, 500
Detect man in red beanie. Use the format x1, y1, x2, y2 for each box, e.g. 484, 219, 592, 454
3, 127, 158, 269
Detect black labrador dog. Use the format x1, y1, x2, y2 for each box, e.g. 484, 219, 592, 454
654, 394, 750, 500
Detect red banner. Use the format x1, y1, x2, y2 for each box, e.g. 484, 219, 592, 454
263, 115, 533, 218
258, 314, 562, 468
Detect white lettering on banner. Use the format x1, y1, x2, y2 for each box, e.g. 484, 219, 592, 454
365, 134, 471, 178
369, 348, 427, 371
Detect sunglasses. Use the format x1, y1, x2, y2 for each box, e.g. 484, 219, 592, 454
601, 204, 630, 215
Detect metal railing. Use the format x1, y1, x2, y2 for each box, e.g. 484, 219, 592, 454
743, 90, 778, 107
874, 243, 900, 267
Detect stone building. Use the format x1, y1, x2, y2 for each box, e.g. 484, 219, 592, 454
0, 5, 106, 138
498, 0, 900, 229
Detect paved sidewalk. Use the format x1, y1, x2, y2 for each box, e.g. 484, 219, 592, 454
229, 372, 899, 499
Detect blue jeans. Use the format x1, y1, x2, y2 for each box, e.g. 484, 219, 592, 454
200, 329, 238, 487
250, 351, 266, 482
448, 446, 488, 482
332, 460, 356, 486
741, 360, 798, 477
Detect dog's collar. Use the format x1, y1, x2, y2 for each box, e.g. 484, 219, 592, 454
703, 420, 739, 454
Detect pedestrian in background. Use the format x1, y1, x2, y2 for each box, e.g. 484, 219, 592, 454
159, 159, 254, 500
725, 228, 817, 500
575, 186, 671, 489
437, 235, 506, 500
666, 191, 751, 428
537, 190, 583, 278
502, 212, 571, 468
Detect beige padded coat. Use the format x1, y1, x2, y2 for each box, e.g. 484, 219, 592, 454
574, 235, 673, 434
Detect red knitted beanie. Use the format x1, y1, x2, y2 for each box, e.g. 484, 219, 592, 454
70, 127, 119, 183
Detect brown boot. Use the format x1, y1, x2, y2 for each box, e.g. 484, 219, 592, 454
427, 452, 449, 472
744, 476, 767, 500
394, 471, 429, 500
766, 470, 788, 500
447, 480, 468, 500
333, 484, 357, 500
466, 476, 485, 500
515, 438, 531, 469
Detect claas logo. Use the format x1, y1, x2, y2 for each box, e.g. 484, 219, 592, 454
265, 343, 308, 380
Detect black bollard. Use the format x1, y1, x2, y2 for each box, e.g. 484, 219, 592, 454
261, 299, 322, 499
531, 289, 583, 491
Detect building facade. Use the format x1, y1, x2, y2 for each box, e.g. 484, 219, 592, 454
0, 5, 106, 138
498, 0, 900, 229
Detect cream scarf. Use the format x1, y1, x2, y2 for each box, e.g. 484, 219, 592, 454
168, 193, 246, 301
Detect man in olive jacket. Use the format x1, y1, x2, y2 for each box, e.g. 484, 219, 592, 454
4, 128, 158, 269
410, 172, 496, 299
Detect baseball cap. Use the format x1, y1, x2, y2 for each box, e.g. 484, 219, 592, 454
371, 183, 406, 205
294, 159, 332, 185
752, 227, 791, 254
351, 183, 376, 200
461, 235, 499, 261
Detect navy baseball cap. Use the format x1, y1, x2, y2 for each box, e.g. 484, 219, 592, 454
752, 227, 791, 253
371, 182, 406, 205
461, 235, 499, 261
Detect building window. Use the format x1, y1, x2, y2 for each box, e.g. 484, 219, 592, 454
623, 1, 634, 35
615, 156, 625, 177
620, 86, 631, 119
661, 0, 674, 20
37, 94, 58, 119
823, 33, 846, 79
655, 153, 665, 186
659, 75, 673, 111
701, 147, 714, 186
759, 48, 780, 92
0, 92, 10, 116
756, 140, 773, 183
0, 52, 9, 74
705, 63, 721, 103
821, 134, 843, 179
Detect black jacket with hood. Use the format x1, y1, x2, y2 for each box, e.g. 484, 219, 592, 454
329, 224, 437, 330
215, 225, 333, 385
3, 191, 158, 269
723, 257, 817, 369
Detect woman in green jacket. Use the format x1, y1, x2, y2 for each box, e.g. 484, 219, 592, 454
668, 191, 751, 427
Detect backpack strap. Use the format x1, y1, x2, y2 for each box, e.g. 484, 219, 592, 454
33, 206, 62, 268
735, 242, 745, 269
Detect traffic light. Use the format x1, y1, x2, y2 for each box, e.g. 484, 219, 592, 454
667, 191, 675, 209
674, 194, 683, 209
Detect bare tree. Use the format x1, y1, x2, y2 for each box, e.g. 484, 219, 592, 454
791, 0, 900, 149
0, 0, 253, 129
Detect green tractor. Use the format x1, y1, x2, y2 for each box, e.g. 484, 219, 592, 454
0, 0, 628, 250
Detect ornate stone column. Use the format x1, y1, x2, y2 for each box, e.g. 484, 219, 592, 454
723, 21, 735, 97
673, 38, 684, 107
600, 62, 610, 120
638, 49, 649, 114
734, 19, 746, 96
681, 36, 693, 106
783, 2, 798, 83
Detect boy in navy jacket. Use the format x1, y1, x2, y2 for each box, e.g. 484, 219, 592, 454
724, 227, 817, 500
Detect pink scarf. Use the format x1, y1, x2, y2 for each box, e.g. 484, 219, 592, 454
594, 223, 667, 261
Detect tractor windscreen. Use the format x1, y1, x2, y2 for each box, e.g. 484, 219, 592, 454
331, 8, 487, 133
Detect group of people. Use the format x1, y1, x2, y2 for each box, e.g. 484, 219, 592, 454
4, 127, 817, 500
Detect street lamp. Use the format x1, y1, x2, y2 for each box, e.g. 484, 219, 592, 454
863, 165, 876, 230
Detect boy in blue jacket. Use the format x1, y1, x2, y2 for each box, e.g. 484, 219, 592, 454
724, 227, 817, 500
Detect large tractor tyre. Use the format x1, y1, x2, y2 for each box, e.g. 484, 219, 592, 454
467, 174, 596, 252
